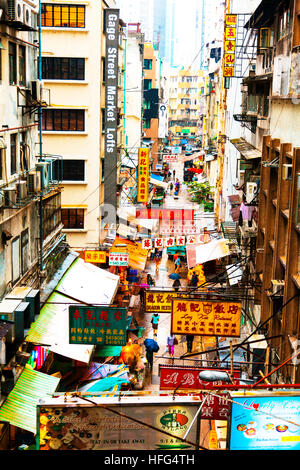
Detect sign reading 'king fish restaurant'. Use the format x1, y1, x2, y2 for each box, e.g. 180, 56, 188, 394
104, 9, 119, 208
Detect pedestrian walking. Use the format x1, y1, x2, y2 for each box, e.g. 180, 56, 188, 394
147, 273, 155, 286
174, 256, 181, 273
155, 254, 160, 272
167, 334, 176, 357
186, 334, 194, 353
172, 278, 181, 292
191, 271, 199, 287
170, 181, 174, 194
151, 313, 160, 337
145, 349, 153, 370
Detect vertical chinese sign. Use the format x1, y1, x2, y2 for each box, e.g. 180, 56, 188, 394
137, 147, 150, 203
69, 306, 127, 346
104, 9, 119, 208
223, 14, 237, 78
171, 299, 241, 337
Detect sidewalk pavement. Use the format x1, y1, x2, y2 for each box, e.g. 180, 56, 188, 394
139, 170, 204, 390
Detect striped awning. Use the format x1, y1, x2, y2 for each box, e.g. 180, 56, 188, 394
0, 367, 60, 434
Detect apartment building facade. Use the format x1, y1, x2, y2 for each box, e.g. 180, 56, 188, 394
40, 0, 124, 250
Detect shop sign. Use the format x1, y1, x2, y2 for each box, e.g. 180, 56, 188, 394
104, 9, 119, 208
154, 237, 164, 249
142, 238, 153, 250
229, 393, 300, 450
137, 148, 150, 203
109, 252, 129, 266
163, 154, 178, 163
69, 306, 126, 346
84, 251, 106, 263
160, 220, 200, 236
223, 14, 237, 77
176, 236, 185, 246
136, 208, 194, 221
37, 400, 201, 450
171, 299, 241, 337
160, 365, 240, 394
144, 291, 189, 313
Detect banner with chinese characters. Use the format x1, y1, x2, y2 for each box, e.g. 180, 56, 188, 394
84, 251, 107, 263
160, 220, 206, 236
69, 306, 126, 346
171, 299, 241, 337
137, 148, 150, 203
163, 154, 178, 163
144, 291, 190, 313
136, 208, 194, 220
223, 14, 237, 77
109, 252, 129, 266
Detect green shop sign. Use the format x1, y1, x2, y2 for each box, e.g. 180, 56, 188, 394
69, 306, 127, 346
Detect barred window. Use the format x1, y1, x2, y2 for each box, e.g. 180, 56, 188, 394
41, 4, 85, 28
53, 159, 85, 181
42, 57, 85, 80
62, 208, 84, 229
42, 109, 85, 131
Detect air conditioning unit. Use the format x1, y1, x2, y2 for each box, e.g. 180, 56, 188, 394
282, 164, 292, 180
30, 79, 41, 101
271, 280, 285, 296
16, 180, 27, 200
8, 0, 23, 22
0, 298, 24, 344
23, 3, 31, 26
27, 170, 41, 194
246, 182, 257, 203
36, 161, 50, 189
3, 186, 17, 207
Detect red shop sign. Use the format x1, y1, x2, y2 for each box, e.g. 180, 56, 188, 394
159, 365, 240, 390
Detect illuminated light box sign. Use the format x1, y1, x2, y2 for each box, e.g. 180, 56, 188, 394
229, 393, 300, 450
159, 364, 240, 392
171, 299, 241, 337
69, 306, 126, 346
223, 14, 237, 78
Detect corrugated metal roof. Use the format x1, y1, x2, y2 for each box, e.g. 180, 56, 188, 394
0, 367, 59, 433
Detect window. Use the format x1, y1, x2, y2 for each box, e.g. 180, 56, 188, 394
20, 131, 28, 172
12, 236, 20, 283
19, 45, 26, 86
9, 42, 17, 85
41, 4, 85, 28
0, 149, 2, 180
42, 109, 85, 131
144, 79, 152, 90
42, 57, 85, 80
61, 208, 84, 229
21, 229, 29, 275
53, 159, 85, 181
43, 193, 62, 238
10, 133, 17, 175
144, 59, 152, 70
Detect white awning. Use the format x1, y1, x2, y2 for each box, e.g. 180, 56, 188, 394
186, 238, 230, 269
150, 178, 168, 189
26, 258, 120, 363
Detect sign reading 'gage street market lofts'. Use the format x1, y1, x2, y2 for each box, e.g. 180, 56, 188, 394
69, 306, 126, 346
171, 299, 241, 337
104, 9, 119, 208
